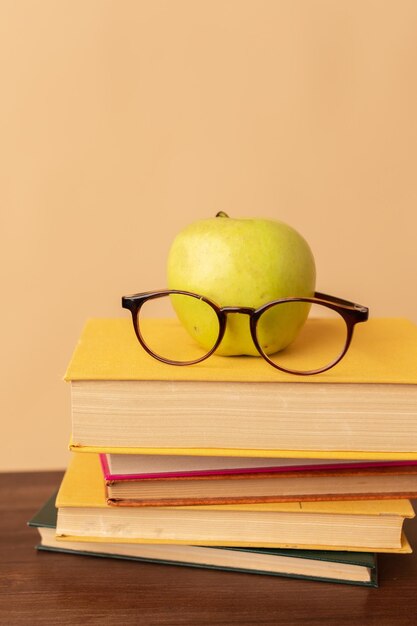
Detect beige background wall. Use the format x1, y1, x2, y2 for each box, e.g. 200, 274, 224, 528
1, 1, 417, 471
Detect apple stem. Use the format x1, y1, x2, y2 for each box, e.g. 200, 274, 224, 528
216, 211, 229, 218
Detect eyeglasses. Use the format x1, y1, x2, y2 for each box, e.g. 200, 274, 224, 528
122, 290, 369, 375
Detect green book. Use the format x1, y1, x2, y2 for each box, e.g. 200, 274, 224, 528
28, 493, 378, 587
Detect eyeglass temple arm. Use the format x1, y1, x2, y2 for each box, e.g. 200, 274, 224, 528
122, 290, 168, 308
122, 290, 369, 319
315, 292, 369, 317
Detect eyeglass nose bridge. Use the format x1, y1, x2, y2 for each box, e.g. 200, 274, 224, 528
220, 306, 256, 316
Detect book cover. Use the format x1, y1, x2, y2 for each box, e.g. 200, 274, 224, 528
65, 317, 417, 384
55, 453, 414, 552
29, 493, 379, 587
100, 453, 417, 481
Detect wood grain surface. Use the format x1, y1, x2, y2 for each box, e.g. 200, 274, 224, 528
1, 471, 417, 626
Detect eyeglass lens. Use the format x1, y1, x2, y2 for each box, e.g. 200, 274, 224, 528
137, 293, 220, 362
256, 301, 348, 373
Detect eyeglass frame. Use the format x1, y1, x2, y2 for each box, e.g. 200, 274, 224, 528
122, 289, 369, 375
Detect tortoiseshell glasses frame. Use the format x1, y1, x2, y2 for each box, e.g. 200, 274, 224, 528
122, 290, 369, 375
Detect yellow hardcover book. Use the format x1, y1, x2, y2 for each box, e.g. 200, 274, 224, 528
65, 318, 417, 459
55, 453, 414, 553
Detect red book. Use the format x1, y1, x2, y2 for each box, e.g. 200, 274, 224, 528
100, 453, 417, 481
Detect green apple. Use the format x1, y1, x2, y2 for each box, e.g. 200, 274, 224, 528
167, 212, 316, 356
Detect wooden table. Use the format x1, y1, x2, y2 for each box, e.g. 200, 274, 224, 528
2, 471, 417, 626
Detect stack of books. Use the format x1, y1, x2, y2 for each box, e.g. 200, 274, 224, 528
29, 316, 417, 587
